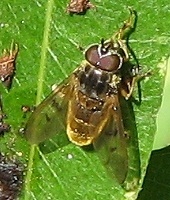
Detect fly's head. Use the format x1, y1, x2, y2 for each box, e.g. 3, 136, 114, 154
85, 38, 128, 73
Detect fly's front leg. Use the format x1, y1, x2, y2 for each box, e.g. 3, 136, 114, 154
117, 7, 137, 40
110, 8, 137, 62
111, 7, 137, 42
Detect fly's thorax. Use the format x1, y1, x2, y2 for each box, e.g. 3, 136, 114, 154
76, 64, 122, 100
76, 64, 114, 99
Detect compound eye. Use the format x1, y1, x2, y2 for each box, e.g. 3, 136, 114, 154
98, 54, 122, 72
85, 45, 99, 66
85, 45, 122, 72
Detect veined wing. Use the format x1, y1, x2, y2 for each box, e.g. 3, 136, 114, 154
25, 76, 74, 145
93, 93, 128, 184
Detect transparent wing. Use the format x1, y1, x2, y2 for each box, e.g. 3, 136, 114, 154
93, 94, 128, 184
25, 77, 73, 145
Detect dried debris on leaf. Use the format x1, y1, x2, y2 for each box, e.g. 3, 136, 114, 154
0, 153, 23, 200
0, 42, 19, 90
0, 95, 10, 136
67, 0, 95, 14
21, 105, 35, 119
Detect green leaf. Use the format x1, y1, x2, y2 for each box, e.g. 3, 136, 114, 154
153, 56, 170, 150
0, 1, 169, 200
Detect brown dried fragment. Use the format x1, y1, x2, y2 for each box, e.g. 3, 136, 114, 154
0, 153, 23, 200
21, 105, 31, 113
0, 122, 10, 135
21, 105, 35, 119
67, 0, 95, 14
0, 95, 10, 135
0, 42, 19, 90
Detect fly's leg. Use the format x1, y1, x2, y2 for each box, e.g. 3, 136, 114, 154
110, 8, 137, 62
120, 69, 151, 100
116, 7, 137, 41
111, 8, 149, 100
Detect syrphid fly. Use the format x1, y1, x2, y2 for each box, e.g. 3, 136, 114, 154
25, 8, 141, 184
